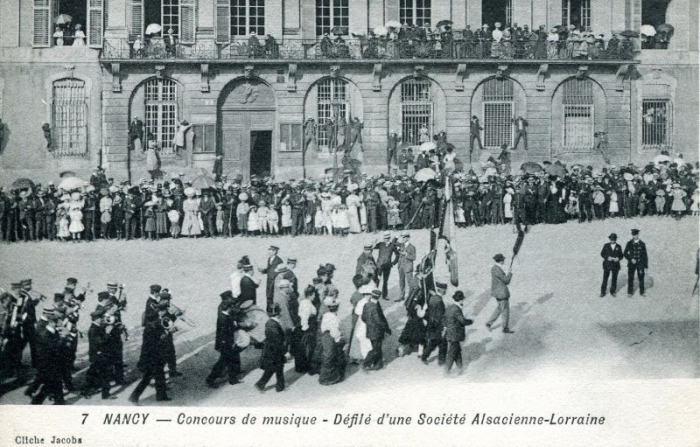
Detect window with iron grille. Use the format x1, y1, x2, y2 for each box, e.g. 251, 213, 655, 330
642, 83, 672, 150
400, 79, 433, 145
400, 0, 432, 26
231, 0, 265, 36
562, 78, 594, 150
562, 0, 591, 31
316, 0, 348, 36
483, 78, 513, 149
52, 78, 87, 157
316, 78, 348, 150
145, 78, 178, 156
162, 0, 180, 37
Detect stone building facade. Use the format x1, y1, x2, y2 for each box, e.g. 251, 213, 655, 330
0, 0, 697, 184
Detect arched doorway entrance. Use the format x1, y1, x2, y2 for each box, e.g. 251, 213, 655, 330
217, 78, 276, 181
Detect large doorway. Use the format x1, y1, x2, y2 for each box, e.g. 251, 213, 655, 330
217, 79, 276, 181
250, 131, 272, 178
482, 0, 512, 27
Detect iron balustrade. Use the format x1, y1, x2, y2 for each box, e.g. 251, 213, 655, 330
100, 34, 638, 61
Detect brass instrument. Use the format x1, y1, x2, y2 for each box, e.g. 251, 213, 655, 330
167, 303, 196, 327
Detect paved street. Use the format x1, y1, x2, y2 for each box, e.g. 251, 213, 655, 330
0, 216, 697, 406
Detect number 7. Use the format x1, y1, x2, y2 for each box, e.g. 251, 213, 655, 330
81, 414, 89, 424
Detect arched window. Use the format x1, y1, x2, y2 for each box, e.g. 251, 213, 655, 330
562, 78, 594, 150
316, 77, 348, 149
400, 78, 433, 145
52, 78, 88, 156
482, 78, 514, 149
642, 83, 672, 150
144, 78, 178, 156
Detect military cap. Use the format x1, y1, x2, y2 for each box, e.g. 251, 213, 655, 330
269, 245, 279, 251
21, 279, 32, 286
371, 289, 382, 298
150, 284, 162, 293
220, 290, 234, 301
631, 229, 640, 235
107, 282, 118, 288
435, 282, 448, 290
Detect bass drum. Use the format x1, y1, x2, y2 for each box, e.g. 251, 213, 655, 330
238, 305, 269, 343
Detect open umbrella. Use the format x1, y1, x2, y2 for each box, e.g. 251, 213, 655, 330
59, 170, 76, 178
549, 162, 567, 177
520, 162, 543, 175
436, 20, 453, 28
11, 178, 35, 191
657, 24, 674, 34
373, 26, 388, 36
54, 14, 72, 25
145, 23, 163, 35
385, 21, 402, 29
414, 168, 437, 182
419, 141, 437, 152
331, 26, 347, 35
640, 25, 657, 36
58, 176, 84, 192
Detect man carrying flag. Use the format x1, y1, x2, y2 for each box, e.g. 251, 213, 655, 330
486, 254, 515, 334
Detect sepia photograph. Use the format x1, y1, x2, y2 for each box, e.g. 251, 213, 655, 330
0, 0, 697, 445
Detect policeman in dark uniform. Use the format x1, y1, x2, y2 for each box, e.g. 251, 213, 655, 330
624, 229, 649, 297
129, 301, 172, 404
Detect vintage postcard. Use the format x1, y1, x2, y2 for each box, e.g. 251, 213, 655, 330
0, 0, 697, 446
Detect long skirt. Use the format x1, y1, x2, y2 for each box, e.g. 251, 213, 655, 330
292, 327, 316, 373
398, 314, 426, 347
348, 318, 372, 362
155, 211, 168, 234
318, 333, 346, 386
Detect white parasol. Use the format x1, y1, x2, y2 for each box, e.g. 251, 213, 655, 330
145, 23, 163, 35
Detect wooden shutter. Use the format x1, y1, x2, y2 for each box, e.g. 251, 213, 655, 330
180, 0, 196, 44
216, 0, 231, 44
33, 0, 51, 47
87, 0, 104, 48
127, 0, 144, 42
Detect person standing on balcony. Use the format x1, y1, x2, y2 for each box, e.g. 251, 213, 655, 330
165, 29, 177, 57
469, 116, 483, 155
72, 24, 85, 47
53, 27, 64, 46
512, 115, 528, 150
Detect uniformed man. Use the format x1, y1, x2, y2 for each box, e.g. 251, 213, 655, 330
421, 282, 448, 365
129, 301, 172, 404
2, 282, 25, 377
143, 284, 161, 327
19, 279, 41, 368
81, 307, 117, 399
600, 233, 624, 297
207, 291, 243, 387
104, 282, 127, 384
624, 229, 648, 297
158, 291, 182, 378
30, 307, 64, 405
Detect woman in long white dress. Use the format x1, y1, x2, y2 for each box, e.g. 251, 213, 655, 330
180, 188, 202, 237
321, 194, 334, 235
345, 192, 362, 233
72, 24, 86, 46
358, 191, 368, 231
68, 198, 85, 241
348, 293, 372, 363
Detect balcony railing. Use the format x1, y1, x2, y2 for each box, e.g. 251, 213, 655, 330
101, 35, 637, 62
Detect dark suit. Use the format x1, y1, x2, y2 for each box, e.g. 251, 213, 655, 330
30, 325, 64, 405
208, 303, 241, 384
262, 256, 283, 310
83, 323, 112, 398
142, 296, 159, 327
421, 292, 447, 364
131, 319, 169, 401
361, 299, 391, 370
624, 239, 648, 295
600, 242, 624, 295
374, 241, 398, 298
398, 242, 416, 300
256, 318, 286, 391
444, 303, 473, 372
